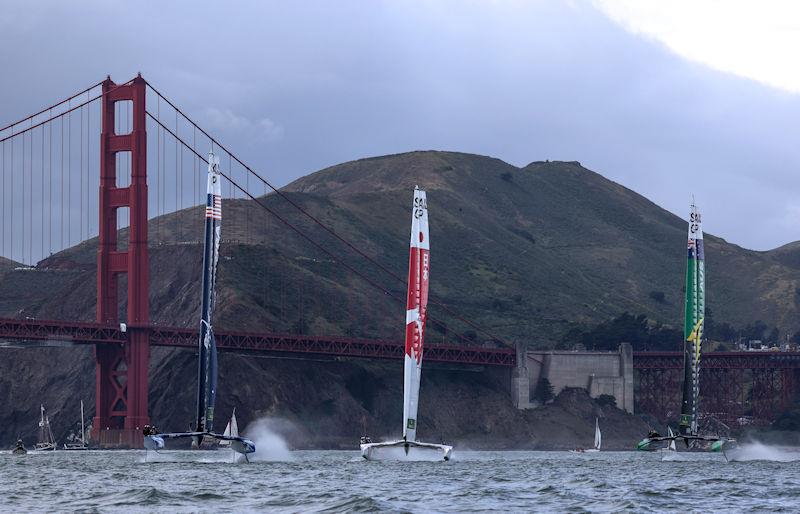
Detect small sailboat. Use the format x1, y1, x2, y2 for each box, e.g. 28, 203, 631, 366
659, 427, 677, 454
63, 400, 89, 450
360, 187, 452, 462
636, 201, 732, 452
218, 409, 239, 447
571, 418, 601, 453
143, 152, 255, 459
33, 405, 56, 451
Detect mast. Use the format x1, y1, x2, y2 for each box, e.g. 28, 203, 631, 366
80, 400, 85, 445
38, 405, 46, 444
402, 186, 430, 442
679, 201, 705, 436
195, 151, 222, 442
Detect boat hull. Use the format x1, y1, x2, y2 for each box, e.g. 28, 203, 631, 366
360, 440, 452, 461
144, 432, 255, 455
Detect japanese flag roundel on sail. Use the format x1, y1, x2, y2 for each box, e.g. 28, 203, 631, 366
403, 186, 430, 443
679, 200, 704, 436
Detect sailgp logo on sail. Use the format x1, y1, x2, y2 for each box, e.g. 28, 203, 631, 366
413, 196, 427, 219
690, 212, 701, 234
422, 253, 429, 280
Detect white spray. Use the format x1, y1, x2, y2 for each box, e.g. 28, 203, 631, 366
244, 417, 294, 462
726, 441, 800, 462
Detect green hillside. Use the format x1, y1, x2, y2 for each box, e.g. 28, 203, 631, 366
1, 150, 798, 446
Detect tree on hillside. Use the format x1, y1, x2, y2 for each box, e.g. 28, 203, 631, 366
534, 377, 555, 404
595, 394, 616, 407
742, 320, 768, 341
564, 312, 681, 352
766, 327, 781, 344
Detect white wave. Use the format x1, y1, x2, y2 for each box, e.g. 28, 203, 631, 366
725, 442, 800, 462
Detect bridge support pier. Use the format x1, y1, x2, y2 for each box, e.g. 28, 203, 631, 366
92, 75, 150, 448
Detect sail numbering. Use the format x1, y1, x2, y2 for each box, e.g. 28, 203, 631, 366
360, 186, 453, 462
142, 152, 255, 459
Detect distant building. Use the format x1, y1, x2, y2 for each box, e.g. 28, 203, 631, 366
512, 343, 634, 413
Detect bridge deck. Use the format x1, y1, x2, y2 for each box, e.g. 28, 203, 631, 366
0, 318, 516, 366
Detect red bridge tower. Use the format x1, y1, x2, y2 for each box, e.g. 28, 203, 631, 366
93, 75, 150, 447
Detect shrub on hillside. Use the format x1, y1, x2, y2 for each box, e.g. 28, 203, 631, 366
595, 394, 617, 407
534, 377, 555, 404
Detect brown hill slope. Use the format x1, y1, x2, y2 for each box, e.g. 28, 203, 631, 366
0, 151, 797, 447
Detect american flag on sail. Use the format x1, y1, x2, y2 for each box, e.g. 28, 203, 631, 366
206, 194, 222, 220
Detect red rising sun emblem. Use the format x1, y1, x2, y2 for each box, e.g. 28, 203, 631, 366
419, 232, 424, 242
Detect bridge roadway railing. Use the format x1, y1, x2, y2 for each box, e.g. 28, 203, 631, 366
0, 317, 516, 366
633, 351, 800, 369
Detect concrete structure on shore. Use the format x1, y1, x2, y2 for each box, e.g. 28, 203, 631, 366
512, 343, 634, 413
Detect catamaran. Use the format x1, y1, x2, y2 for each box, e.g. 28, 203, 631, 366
636, 201, 731, 452
143, 152, 255, 459
360, 186, 452, 462
33, 405, 56, 451
63, 399, 89, 450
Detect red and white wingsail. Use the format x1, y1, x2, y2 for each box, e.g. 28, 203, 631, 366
403, 186, 430, 442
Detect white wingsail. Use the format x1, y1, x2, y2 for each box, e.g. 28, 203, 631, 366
402, 186, 430, 443
360, 187, 451, 461
594, 418, 602, 451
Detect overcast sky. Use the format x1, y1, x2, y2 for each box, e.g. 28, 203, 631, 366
1, 0, 799, 251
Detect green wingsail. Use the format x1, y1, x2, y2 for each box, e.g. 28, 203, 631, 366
636, 201, 710, 451
679, 202, 704, 437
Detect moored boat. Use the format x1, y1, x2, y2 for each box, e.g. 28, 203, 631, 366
33, 405, 56, 451
63, 400, 89, 450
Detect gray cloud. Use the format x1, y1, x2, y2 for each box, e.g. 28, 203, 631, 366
1, 0, 799, 251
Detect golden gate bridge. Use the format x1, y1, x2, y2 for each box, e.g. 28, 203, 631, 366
0, 75, 797, 446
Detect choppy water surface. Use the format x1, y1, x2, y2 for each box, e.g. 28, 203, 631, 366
2, 448, 800, 512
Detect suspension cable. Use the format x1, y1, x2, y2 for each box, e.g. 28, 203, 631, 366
146, 110, 471, 344
0, 80, 103, 135
144, 80, 509, 346
0, 80, 134, 146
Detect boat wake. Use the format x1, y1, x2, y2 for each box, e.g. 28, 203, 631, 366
660, 451, 696, 462
725, 442, 800, 462
140, 450, 243, 464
